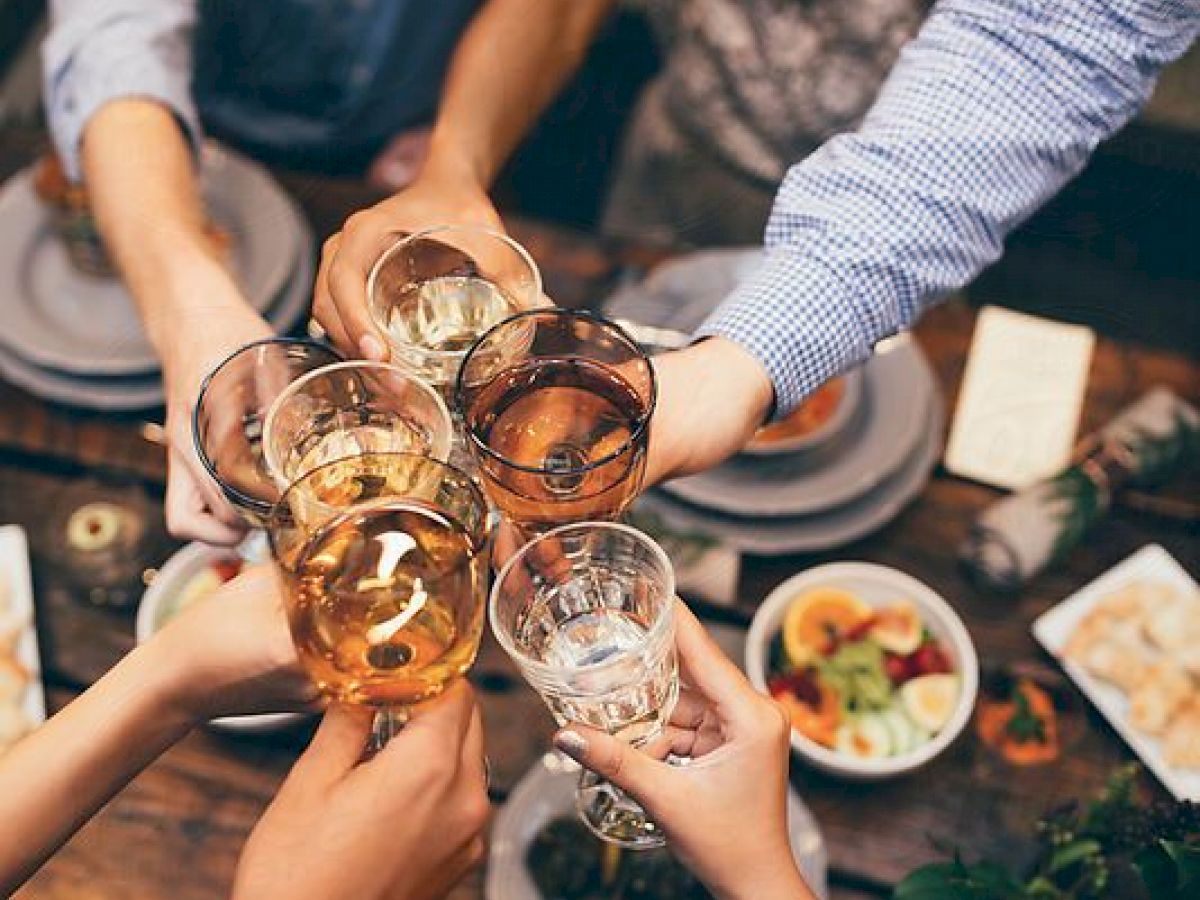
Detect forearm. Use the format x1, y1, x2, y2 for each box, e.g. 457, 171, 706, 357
699, 0, 1200, 415
0, 640, 194, 892
81, 99, 242, 365
424, 0, 614, 186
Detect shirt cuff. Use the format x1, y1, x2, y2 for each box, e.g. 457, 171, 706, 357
46, 55, 201, 183
694, 249, 876, 418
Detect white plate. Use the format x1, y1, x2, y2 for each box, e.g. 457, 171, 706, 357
0, 146, 302, 376
0, 525, 47, 731
635, 390, 943, 555
1033, 545, 1200, 801
0, 221, 314, 412
486, 751, 828, 900
137, 542, 304, 734
661, 338, 935, 517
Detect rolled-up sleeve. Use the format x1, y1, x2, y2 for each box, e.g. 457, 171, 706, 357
42, 0, 200, 181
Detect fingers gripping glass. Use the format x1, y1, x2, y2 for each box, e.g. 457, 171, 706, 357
490, 522, 677, 848
193, 338, 343, 527
456, 309, 656, 538
268, 452, 491, 749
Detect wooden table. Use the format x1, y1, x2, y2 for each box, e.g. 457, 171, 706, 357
1, 128, 1197, 899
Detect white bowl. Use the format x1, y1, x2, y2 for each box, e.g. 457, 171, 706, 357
137, 541, 305, 734
745, 562, 978, 779
740, 367, 864, 458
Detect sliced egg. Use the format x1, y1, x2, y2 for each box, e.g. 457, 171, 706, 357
834, 714, 892, 759
900, 673, 960, 733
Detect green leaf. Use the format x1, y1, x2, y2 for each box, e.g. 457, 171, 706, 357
1161, 840, 1200, 889
1048, 839, 1101, 874
1134, 842, 1180, 897
893, 860, 1026, 900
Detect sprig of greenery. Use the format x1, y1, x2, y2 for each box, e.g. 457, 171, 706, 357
893, 766, 1199, 900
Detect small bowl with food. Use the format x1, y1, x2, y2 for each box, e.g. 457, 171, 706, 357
741, 368, 863, 458
746, 562, 978, 779
136, 542, 304, 734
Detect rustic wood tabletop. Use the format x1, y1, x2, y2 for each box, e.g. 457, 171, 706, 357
0, 128, 1196, 899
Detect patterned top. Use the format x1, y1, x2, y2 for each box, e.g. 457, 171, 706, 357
696, 0, 1200, 416
637, 0, 930, 187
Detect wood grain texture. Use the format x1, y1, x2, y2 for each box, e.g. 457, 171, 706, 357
1, 127, 1196, 898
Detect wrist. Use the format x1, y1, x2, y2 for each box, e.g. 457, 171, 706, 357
422, 128, 494, 190
116, 637, 202, 736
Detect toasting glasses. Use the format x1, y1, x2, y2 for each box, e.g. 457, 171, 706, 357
261, 360, 454, 491
490, 522, 678, 848
366, 225, 543, 400
268, 452, 490, 747
456, 309, 656, 538
193, 338, 343, 527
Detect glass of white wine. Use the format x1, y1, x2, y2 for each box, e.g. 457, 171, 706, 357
193, 338, 343, 527
490, 521, 678, 848
261, 360, 454, 492
268, 452, 491, 747
366, 225, 544, 402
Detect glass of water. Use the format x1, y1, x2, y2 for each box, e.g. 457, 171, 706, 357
490, 521, 678, 848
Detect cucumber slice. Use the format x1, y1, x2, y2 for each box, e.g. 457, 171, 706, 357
882, 707, 917, 755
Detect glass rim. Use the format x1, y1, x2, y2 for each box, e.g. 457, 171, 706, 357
455, 307, 658, 478
365, 224, 544, 363
266, 450, 489, 570
192, 336, 343, 512
259, 358, 454, 490
488, 521, 676, 678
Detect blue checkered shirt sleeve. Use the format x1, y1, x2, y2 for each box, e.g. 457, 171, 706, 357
42, 0, 201, 182
696, 0, 1200, 416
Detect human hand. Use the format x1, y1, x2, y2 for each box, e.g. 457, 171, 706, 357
551, 602, 815, 900
152, 564, 318, 723
313, 158, 502, 360
645, 337, 775, 487
234, 682, 490, 900
157, 266, 275, 544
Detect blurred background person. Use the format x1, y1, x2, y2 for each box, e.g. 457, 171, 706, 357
601, 0, 929, 247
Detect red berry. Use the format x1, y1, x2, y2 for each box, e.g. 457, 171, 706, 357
845, 615, 877, 642
911, 642, 952, 676
213, 558, 243, 583
884, 652, 911, 685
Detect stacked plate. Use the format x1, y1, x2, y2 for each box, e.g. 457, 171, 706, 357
0, 145, 313, 410
608, 249, 945, 555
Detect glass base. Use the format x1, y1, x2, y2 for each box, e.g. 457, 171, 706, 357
576, 768, 666, 849
367, 705, 409, 753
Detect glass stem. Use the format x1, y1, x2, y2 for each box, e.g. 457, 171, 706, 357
368, 704, 410, 752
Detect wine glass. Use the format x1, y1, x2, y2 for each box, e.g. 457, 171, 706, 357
261, 360, 454, 491
456, 309, 656, 538
193, 338, 343, 528
268, 452, 491, 748
491, 521, 677, 848
366, 224, 543, 400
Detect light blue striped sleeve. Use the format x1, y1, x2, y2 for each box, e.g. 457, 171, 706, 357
697, 0, 1200, 416
41, 0, 201, 182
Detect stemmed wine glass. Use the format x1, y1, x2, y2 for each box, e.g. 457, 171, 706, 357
366, 224, 544, 400
193, 338, 343, 529
490, 521, 678, 848
268, 452, 491, 748
261, 360, 454, 491
455, 309, 656, 538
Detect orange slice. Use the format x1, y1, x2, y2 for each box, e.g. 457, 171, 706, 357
782, 587, 872, 665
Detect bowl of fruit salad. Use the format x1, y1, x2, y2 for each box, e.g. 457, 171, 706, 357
746, 562, 978, 779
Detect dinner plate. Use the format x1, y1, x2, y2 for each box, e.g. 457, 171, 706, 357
0, 146, 303, 376
486, 751, 828, 900
1033, 545, 1200, 801
633, 390, 944, 555
660, 338, 935, 517
0, 524, 47, 734
0, 221, 315, 411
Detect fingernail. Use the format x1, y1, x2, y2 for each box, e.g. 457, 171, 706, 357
553, 729, 588, 761
360, 335, 385, 361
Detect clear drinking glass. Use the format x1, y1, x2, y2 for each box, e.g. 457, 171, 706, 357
193, 338, 343, 527
456, 309, 656, 539
261, 360, 454, 492
366, 224, 543, 400
268, 452, 490, 747
490, 521, 677, 848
